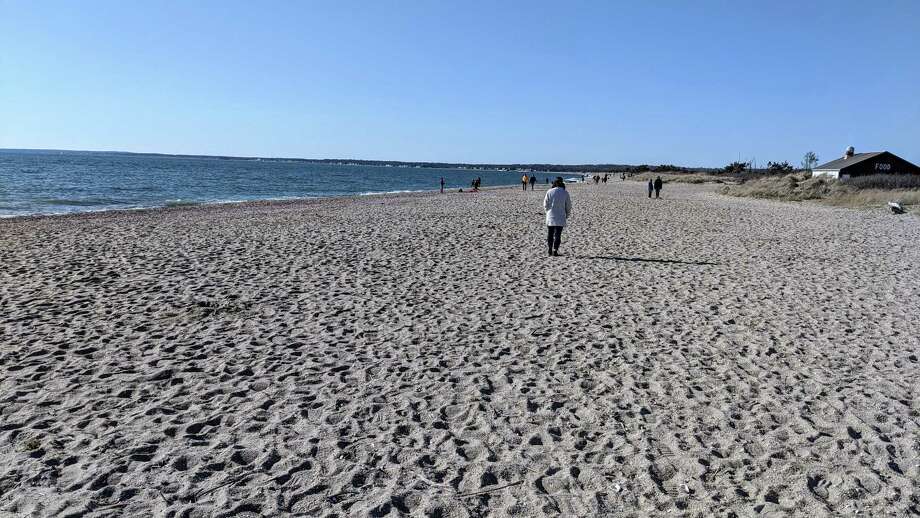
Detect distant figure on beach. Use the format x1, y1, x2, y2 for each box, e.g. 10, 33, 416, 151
440, 177, 445, 193
543, 177, 572, 257
522, 174, 529, 191
602, 174, 609, 183
476, 177, 481, 190
529, 175, 537, 190
654, 176, 663, 198
647, 179, 654, 198
545, 177, 549, 184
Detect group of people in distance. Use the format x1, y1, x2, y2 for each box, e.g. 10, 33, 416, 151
544, 174, 665, 256
441, 176, 482, 193
591, 174, 609, 184
438, 173, 663, 257
648, 176, 663, 198
544, 175, 664, 256
521, 174, 542, 191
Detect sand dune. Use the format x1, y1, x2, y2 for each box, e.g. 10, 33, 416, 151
1, 182, 918, 516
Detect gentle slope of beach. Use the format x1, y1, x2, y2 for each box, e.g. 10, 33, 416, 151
1, 183, 918, 516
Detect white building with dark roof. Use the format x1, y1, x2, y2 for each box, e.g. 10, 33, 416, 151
813, 147, 920, 179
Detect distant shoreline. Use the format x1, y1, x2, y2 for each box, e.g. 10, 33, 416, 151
0, 147, 715, 174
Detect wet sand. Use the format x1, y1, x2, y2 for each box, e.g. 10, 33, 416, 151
1, 182, 918, 516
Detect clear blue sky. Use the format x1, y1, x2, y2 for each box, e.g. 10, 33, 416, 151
2, 1, 918, 166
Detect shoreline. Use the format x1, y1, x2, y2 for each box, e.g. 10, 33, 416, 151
0, 183, 522, 224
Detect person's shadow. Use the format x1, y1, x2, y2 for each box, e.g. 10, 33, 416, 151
581, 255, 719, 266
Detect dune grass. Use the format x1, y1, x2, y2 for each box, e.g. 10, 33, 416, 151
719, 173, 920, 209
631, 171, 732, 184
822, 189, 920, 209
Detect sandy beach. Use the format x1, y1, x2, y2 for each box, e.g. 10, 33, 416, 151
1, 181, 918, 517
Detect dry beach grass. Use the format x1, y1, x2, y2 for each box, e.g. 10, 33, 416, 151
630, 172, 733, 185
1, 182, 919, 516
719, 173, 920, 209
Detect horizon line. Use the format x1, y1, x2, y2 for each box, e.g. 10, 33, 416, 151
0, 147, 720, 170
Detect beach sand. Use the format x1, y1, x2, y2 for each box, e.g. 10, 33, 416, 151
1, 182, 918, 516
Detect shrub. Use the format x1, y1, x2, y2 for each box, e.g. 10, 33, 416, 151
723, 161, 749, 174
767, 161, 794, 174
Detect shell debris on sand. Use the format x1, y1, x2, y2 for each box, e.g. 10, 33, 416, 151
0, 182, 918, 516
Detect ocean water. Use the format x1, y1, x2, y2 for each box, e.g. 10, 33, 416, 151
0, 150, 534, 217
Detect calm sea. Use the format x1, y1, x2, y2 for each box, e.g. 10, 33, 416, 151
0, 150, 534, 217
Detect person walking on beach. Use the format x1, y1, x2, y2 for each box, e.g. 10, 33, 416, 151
476, 177, 481, 190
440, 177, 445, 194
654, 176, 663, 198
522, 174, 529, 191
647, 179, 654, 198
529, 175, 537, 190
544, 177, 572, 257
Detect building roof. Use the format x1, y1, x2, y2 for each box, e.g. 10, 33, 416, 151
814, 152, 885, 171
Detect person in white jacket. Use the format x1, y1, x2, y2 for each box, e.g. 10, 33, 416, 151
543, 177, 572, 256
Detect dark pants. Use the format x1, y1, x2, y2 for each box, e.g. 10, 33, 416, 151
648, 190, 652, 198
655, 189, 660, 198
547, 226, 563, 252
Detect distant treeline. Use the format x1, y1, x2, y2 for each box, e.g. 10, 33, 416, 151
14, 149, 721, 174
297, 159, 717, 174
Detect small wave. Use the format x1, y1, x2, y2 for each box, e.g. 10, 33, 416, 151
111, 185, 160, 192
0, 205, 149, 218
163, 199, 202, 207
358, 189, 427, 196
226, 195, 319, 203
41, 197, 129, 207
